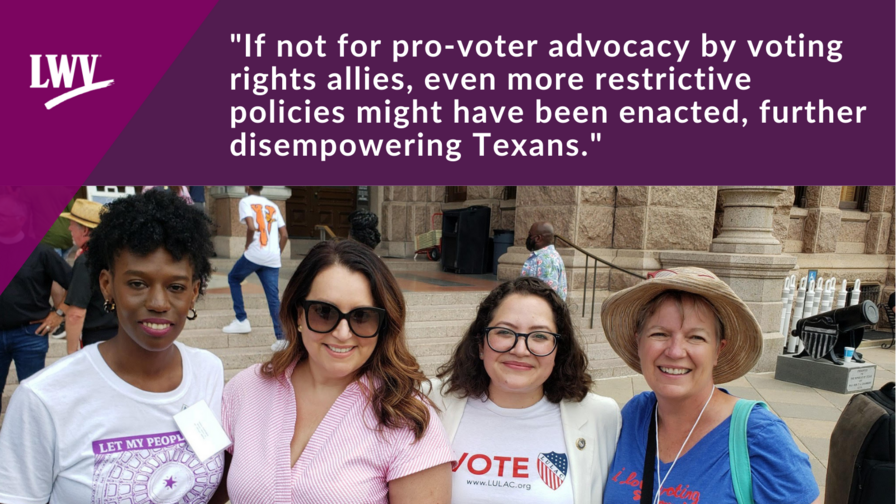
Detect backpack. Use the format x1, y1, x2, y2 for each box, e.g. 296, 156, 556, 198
825, 382, 895, 504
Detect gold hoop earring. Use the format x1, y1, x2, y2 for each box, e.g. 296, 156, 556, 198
103, 299, 116, 313
187, 308, 198, 321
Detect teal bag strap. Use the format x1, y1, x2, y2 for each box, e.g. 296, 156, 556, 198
729, 399, 769, 504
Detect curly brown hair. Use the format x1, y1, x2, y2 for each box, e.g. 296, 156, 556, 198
437, 277, 592, 403
261, 240, 433, 440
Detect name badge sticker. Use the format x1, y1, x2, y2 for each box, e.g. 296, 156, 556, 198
173, 400, 232, 462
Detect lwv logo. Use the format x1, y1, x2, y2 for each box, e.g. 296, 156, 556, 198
30, 54, 114, 110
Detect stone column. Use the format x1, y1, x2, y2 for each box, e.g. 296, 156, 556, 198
663, 185, 797, 376
864, 186, 894, 255
379, 186, 444, 257
501, 186, 615, 290
711, 186, 786, 254
209, 186, 292, 258
801, 186, 842, 253
879, 187, 895, 329
501, 186, 715, 293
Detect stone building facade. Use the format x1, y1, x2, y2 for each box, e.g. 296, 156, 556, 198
204, 185, 893, 372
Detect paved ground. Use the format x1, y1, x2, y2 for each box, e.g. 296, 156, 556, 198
594, 345, 896, 502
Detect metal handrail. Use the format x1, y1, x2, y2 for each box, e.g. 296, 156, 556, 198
554, 234, 647, 329
314, 225, 337, 240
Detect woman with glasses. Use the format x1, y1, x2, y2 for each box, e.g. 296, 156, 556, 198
212, 240, 454, 504
428, 277, 621, 504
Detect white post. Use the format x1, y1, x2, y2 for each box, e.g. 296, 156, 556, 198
811, 277, 824, 316
803, 279, 817, 320
781, 275, 796, 342
819, 278, 835, 314
787, 277, 807, 353
779, 276, 792, 335
849, 279, 862, 306
836, 280, 848, 309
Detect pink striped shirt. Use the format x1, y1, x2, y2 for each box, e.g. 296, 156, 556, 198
222, 362, 455, 503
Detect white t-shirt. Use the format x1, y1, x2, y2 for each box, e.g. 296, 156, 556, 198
0, 342, 225, 504
238, 194, 286, 268
451, 396, 574, 504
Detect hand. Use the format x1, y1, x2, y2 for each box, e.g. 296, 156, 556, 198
31, 311, 65, 336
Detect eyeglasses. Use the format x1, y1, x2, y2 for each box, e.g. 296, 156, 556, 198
301, 300, 385, 338
484, 326, 561, 357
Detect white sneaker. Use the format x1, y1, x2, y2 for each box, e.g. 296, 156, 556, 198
271, 339, 288, 352
222, 318, 251, 334
51, 323, 67, 339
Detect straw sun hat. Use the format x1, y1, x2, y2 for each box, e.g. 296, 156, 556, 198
600, 267, 763, 384
60, 199, 104, 229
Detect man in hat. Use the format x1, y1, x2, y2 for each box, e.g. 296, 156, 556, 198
520, 221, 568, 300
60, 199, 118, 354
0, 193, 72, 398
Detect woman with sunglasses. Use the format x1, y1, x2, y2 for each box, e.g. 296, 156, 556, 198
213, 240, 453, 504
428, 277, 621, 504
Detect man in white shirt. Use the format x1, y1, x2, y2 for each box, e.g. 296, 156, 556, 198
222, 186, 289, 352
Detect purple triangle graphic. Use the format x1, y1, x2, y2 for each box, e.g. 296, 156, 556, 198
0, 0, 218, 294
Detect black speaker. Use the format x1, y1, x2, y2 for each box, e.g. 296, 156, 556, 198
441, 206, 491, 274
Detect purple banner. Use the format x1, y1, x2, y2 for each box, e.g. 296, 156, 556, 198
93, 431, 186, 455
4, 0, 894, 187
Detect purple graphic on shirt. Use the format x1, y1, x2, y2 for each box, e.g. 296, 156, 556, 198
91, 431, 223, 503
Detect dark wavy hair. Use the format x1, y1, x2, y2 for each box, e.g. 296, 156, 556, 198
437, 277, 591, 403
86, 190, 214, 294
263, 240, 433, 440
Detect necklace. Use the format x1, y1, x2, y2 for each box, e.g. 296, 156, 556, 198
653, 387, 715, 504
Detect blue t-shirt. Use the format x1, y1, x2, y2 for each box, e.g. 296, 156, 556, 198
605, 391, 818, 504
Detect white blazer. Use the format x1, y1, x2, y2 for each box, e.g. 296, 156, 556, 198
426, 380, 622, 504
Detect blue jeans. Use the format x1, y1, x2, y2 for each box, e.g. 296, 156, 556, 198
228, 255, 283, 339
0, 323, 49, 398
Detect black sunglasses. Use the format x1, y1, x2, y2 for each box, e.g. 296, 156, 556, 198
300, 300, 385, 338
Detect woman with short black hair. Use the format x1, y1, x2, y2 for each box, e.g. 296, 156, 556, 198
0, 189, 224, 503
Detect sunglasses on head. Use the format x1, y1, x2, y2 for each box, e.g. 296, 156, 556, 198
300, 300, 385, 338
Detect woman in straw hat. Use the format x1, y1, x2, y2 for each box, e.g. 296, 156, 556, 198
601, 267, 819, 504
428, 276, 621, 504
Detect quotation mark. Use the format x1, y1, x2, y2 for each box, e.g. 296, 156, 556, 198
231, 34, 241, 43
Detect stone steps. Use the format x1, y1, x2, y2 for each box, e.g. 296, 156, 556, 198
209, 256, 444, 275
185, 309, 275, 330
588, 357, 636, 379
403, 291, 488, 306
210, 257, 302, 273
406, 305, 478, 323
405, 320, 469, 339
195, 294, 271, 311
